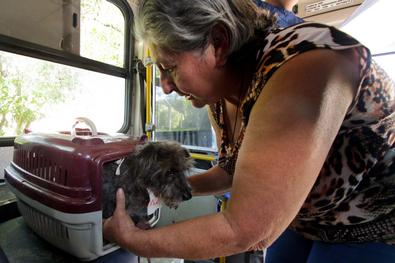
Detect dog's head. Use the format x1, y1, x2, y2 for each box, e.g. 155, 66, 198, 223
123, 140, 194, 209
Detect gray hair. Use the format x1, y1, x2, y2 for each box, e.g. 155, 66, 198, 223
135, 0, 275, 56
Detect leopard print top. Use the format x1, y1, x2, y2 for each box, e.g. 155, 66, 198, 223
211, 22, 395, 243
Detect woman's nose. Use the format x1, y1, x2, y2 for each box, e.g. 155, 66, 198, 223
160, 75, 176, 94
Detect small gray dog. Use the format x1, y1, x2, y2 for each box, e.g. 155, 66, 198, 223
102, 140, 194, 226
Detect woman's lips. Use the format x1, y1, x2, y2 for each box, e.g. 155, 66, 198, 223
175, 90, 195, 100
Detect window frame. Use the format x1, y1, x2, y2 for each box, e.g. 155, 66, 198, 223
0, 0, 135, 146
372, 51, 395, 58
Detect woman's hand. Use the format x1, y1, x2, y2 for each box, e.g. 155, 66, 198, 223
103, 188, 141, 248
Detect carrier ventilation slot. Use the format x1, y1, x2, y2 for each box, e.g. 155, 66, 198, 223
16, 150, 68, 185
18, 200, 70, 240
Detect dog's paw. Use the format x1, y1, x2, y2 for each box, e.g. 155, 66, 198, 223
136, 221, 151, 230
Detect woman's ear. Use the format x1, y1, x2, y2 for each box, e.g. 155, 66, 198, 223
210, 23, 230, 67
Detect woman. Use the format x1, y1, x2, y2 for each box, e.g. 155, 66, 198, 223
104, 0, 395, 262
254, 0, 303, 27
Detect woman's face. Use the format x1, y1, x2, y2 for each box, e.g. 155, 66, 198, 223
151, 44, 228, 108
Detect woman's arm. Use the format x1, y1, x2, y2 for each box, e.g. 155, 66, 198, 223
103, 48, 359, 259
188, 165, 232, 196
226, 48, 359, 247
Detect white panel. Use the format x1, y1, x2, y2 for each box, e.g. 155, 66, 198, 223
303, 5, 361, 27
297, 0, 364, 27
298, 0, 364, 17
156, 195, 218, 227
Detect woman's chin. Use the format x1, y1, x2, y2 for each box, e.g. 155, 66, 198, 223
189, 98, 207, 108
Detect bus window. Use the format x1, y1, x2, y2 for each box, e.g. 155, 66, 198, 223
340, 1, 395, 81
151, 66, 217, 152
80, 0, 125, 66
0, 51, 125, 136
374, 55, 395, 81
0, 0, 133, 138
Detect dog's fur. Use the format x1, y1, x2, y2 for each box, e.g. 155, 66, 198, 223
102, 141, 194, 226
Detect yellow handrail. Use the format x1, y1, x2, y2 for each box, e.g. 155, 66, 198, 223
190, 153, 216, 162
145, 48, 153, 139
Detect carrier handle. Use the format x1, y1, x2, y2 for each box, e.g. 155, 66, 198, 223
71, 117, 98, 136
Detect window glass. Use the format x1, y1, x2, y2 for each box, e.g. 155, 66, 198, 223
374, 55, 395, 83
340, 1, 395, 55
81, 0, 125, 66
340, 1, 395, 92
152, 67, 217, 151
0, 51, 125, 136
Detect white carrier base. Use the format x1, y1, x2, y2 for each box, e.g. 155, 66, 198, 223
6, 182, 118, 261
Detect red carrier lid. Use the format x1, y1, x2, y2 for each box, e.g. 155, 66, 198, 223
5, 132, 145, 213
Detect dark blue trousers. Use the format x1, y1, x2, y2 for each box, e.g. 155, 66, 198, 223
266, 229, 395, 263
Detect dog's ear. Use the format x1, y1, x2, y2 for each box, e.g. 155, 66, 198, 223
119, 155, 135, 176
180, 147, 195, 169
183, 148, 191, 158
135, 143, 157, 160
131, 143, 164, 186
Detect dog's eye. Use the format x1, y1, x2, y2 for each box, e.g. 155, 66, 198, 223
166, 175, 174, 183
165, 169, 178, 181
166, 168, 177, 176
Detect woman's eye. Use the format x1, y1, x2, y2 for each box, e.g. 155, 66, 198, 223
165, 67, 175, 74
160, 65, 176, 75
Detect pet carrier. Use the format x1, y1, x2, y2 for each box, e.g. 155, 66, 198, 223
4, 118, 161, 261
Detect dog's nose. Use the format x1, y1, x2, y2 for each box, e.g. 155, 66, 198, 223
183, 191, 192, 201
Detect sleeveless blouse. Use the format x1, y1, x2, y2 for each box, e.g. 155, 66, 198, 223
211, 22, 395, 243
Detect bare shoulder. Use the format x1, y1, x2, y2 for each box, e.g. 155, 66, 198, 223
249, 48, 360, 133
273, 48, 360, 100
